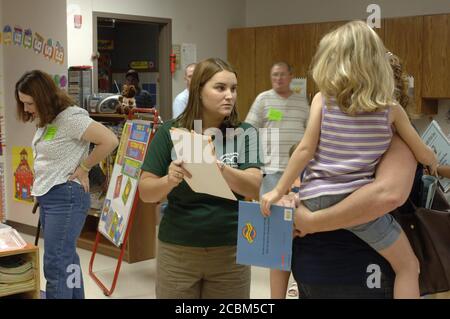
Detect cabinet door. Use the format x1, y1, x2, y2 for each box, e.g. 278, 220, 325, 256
316, 20, 348, 43
255, 25, 294, 96
423, 14, 450, 98
384, 16, 436, 114
290, 23, 317, 103
316, 20, 384, 48
254, 25, 320, 103
228, 28, 256, 120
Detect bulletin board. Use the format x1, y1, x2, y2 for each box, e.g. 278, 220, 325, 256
98, 119, 152, 246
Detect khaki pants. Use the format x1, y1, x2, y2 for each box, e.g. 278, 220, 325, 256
156, 240, 251, 299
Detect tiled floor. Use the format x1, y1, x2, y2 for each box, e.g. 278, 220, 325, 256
20, 233, 295, 299
21, 232, 449, 299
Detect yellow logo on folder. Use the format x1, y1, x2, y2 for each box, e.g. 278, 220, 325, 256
242, 223, 257, 244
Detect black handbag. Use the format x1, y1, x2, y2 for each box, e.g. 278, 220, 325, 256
392, 188, 450, 296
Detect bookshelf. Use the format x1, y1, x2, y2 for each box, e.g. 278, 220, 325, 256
0, 244, 40, 299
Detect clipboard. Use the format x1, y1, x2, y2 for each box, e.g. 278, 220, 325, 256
170, 128, 237, 201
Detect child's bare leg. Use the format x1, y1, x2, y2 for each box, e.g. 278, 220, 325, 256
270, 269, 291, 299
378, 231, 420, 299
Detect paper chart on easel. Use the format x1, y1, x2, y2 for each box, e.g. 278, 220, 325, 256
98, 120, 152, 246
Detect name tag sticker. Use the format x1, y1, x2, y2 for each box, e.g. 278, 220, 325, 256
268, 108, 284, 121
43, 125, 58, 141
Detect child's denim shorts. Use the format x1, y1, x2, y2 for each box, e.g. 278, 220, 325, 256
303, 193, 402, 251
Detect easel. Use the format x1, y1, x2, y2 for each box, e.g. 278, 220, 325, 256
89, 108, 159, 296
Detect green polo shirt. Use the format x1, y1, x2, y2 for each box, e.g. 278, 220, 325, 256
141, 120, 262, 247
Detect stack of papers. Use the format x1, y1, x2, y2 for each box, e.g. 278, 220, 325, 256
0, 256, 34, 283
0, 224, 27, 252
0, 255, 35, 296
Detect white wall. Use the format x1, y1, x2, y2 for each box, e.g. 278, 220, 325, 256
246, 0, 450, 27
66, 0, 247, 101
2, 0, 68, 226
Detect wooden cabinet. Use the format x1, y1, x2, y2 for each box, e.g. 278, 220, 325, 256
290, 23, 318, 102
229, 24, 318, 119
228, 28, 256, 120
229, 14, 450, 119
255, 24, 318, 98
423, 14, 450, 98
384, 16, 437, 115
0, 244, 40, 299
315, 20, 348, 40
253, 27, 272, 94
384, 16, 437, 118
255, 26, 293, 95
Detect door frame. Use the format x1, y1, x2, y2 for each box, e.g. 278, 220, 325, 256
93, 12, 172, 120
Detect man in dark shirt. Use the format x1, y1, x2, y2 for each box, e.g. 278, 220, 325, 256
125, 69, 153, 108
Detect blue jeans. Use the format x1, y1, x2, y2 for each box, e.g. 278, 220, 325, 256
37, 181, 90, 299
304, 194, 402, 251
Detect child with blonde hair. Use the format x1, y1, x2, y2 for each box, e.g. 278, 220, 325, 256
261, 21, 437, 299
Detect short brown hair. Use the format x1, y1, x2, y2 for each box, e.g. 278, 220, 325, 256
15, 70, 74, 127
271, 61, 293, 74
126, 69, 139, 81
177, 58, 240, 131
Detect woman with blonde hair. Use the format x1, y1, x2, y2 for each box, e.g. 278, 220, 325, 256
261, 21, 437, 298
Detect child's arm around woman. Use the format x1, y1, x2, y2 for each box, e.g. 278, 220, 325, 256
390, 103, 438, 172
260, 92, 323, 216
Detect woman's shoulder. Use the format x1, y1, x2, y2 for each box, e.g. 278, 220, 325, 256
154, 119, 180, 137
235, 122, 260, 137
160, 119, 178, 130
254, 89, 275, 101
55, 106, 89, 122
238, 121, 258, 131
60, 105, 88, 116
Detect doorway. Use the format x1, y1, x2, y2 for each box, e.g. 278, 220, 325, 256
93, 12, 172, 120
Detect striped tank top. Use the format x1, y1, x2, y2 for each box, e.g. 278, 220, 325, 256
298, 101, 392, 200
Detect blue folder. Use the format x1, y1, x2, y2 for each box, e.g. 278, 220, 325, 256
237, 201, 294, 271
